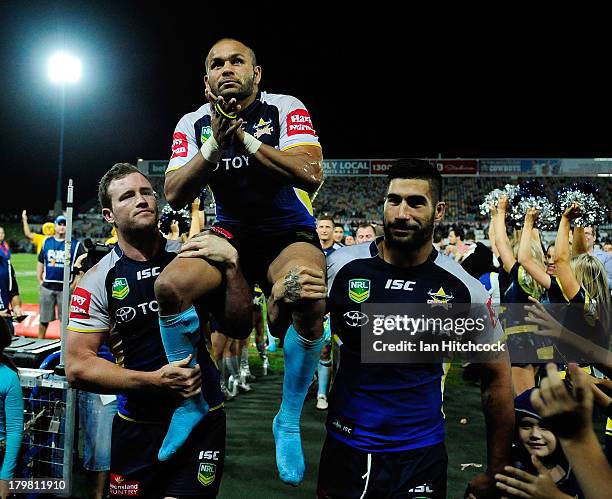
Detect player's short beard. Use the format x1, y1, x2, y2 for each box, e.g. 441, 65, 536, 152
218, 73, 256, 102
383, 212, 435, 251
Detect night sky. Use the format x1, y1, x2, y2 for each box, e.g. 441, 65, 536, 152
1, 2, 610, 213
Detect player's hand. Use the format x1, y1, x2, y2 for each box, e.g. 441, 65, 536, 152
0, 310, 11, 318
205, 88, 243, 149
562, 202, 581, 221
191, 197, 200, 212
495, 456, 569, 499
179, 231, 238, 268
465, 471, 498, 498
525, 207, 539, 225
271, 266, 326, 304
22, 209, 28, 221
524, 296, 564, 339
157, 355, 202, 398
530, 363, 594, 441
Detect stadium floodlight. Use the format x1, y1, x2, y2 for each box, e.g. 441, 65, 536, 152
48, 52, 82, 213
48, 52, 82, 84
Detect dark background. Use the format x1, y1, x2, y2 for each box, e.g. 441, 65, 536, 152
1, 2, 610, 213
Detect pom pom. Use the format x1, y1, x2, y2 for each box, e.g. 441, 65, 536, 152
556, 182, 606, 227
159, 204, 191, 235
508, 180, 556, 230
479, 184, 519, 216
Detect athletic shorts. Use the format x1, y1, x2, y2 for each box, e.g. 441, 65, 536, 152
78, 391, 117, 471
211, 224, 322, 295
317, 435, 448, 499
109, 409, 225, 498
39, 285, 63, 324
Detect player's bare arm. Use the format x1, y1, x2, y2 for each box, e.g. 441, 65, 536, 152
66, 329, 201, 398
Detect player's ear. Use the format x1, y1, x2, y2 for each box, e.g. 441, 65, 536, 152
254, 65, 262, 85
102, 208, 115, 225
434, 201, 446, 222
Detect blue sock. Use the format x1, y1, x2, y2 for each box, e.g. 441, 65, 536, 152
267, 324, 278, 353
158, 306, 209, 462
317, 359, 332, 397
273, 325, 324, 485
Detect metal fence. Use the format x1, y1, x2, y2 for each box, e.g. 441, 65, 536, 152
18, 368, 76, 497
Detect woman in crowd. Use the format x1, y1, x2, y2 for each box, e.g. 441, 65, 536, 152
0, 317, 23, 499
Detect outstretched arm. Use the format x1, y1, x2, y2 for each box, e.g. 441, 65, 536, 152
21, 210, 34, 240
492, 198, 515, 272
518, 208, 551, 289
554, 204, 581, 301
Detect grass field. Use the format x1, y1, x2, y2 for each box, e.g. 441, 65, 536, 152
12, 252, 39, 304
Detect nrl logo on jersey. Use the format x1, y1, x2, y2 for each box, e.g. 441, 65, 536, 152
112, 278, 130, 300
201, 125, 212, 143
348, 279, 370, 303
253, 118, 273, 139
197, 462, 216, 487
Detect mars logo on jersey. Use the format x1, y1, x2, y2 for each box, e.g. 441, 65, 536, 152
348, 279, 370, 303
171, 131, 188, 159
197, 463, 217, 487
287, 109, 316, 136
70, 288, 92, 320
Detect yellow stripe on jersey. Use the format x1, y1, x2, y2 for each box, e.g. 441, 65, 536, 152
165, 163, 185, 174
66, 326, 110, 333
440, 363, 451, 418
281, 142, 322, 152
606, 417, 612, 437
294, 188, 314, 216
555, 277, 570, 302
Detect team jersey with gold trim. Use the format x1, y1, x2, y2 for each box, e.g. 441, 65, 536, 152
326, 240, 503, 452
67, 238, 223, 422
166, 91, 320, 232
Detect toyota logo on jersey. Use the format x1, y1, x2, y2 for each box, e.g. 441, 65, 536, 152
344, 311, 369, 327
115, 307, 137, 324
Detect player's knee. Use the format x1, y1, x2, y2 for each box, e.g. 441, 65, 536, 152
154, 272, 183, 312
292, 299, 326, 338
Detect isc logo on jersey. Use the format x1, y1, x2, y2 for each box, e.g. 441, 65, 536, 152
385, 279, 416, 291
137, 267, 160, 280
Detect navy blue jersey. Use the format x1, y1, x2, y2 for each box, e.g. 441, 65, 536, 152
326, 239, 501, 452
67, 238, 223, 422
38, 237, 85, 291
0, 259, 17, 312
502, 263, 542, 305
167, 91, 320, 232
